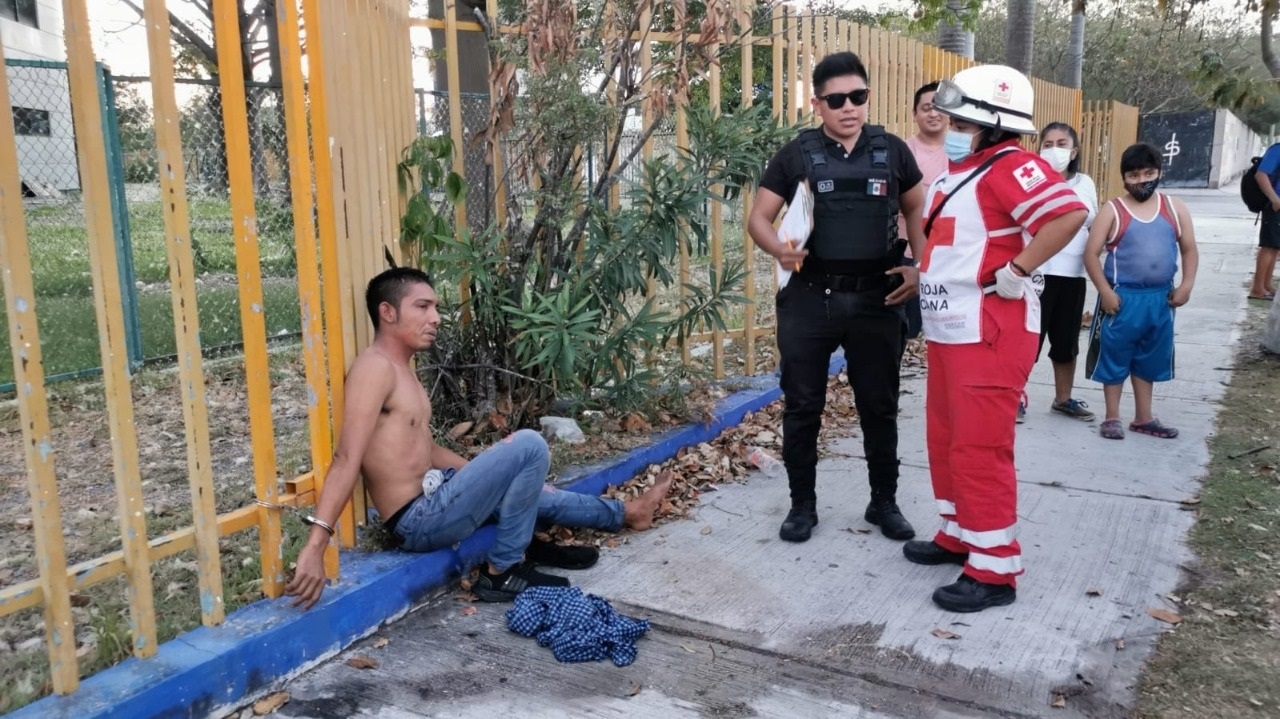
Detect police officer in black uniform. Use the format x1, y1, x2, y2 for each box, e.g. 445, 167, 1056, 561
748, 51, 926, 543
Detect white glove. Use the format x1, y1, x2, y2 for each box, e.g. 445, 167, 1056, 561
994, 262, 1026, 300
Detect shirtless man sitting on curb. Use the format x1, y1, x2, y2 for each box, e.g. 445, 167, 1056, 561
285, 267, 671, 609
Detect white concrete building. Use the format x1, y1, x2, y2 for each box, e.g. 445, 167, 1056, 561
3, 0, 79, 191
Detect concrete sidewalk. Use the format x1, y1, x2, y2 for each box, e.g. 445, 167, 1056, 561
272, 188, 1260, 719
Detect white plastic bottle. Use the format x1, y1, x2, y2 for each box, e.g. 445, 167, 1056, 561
746, 446, 785, 478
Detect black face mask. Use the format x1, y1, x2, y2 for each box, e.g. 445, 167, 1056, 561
1125, 177, 1160, 202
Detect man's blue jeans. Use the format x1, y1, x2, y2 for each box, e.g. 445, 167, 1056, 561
390, 429, 625, 570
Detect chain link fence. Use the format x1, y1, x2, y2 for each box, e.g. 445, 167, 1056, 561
0, 60, 302, 390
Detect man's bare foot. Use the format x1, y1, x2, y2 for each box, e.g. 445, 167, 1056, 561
623, 473, 674, 531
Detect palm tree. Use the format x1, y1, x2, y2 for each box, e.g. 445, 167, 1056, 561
937, 0, 975, 59
1005, 0, 1036, 74
1063, 0, 1085, 88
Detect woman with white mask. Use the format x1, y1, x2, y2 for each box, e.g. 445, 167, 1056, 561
1032, 122, 1098, 422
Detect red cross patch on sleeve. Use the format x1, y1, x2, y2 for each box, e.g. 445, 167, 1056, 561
1013, 161, 1047, 192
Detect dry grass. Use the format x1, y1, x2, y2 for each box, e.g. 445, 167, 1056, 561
1134, 306, 1280, 717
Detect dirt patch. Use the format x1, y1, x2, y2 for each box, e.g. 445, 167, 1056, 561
1133, 306, 1280, 718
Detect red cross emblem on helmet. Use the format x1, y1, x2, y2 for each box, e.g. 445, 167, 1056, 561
994, 79, 1013, 104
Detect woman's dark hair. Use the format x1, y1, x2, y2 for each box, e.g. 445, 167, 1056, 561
365, 267, 434, 330
1120, 143, 1163, 175
1040, 122, 1081, 176
813, 52, 869, 94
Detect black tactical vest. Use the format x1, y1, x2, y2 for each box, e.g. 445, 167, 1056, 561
800, 126, 898, 268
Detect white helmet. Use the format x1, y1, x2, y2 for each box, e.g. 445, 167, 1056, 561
932, 64, 1037, 136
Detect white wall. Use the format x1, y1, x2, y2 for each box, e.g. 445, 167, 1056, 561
7, 63, 77, 189
1210, 109, 1266, 188
4, 0, 76, 190
1, 0, 65, 62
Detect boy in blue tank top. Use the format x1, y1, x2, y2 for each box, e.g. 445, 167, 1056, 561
1083, 143, 1199, 440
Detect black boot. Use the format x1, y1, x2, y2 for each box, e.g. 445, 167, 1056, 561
903, 540, 968, 565
779, 502, 818, 542
931, 574, 1016, 613
864, 499, 915, 540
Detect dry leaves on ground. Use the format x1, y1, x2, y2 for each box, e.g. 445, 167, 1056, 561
372, 637, 390, 649
555, 374, 862, 547
1148, 608, 1183, 625
460, 606, 478, 616
930, 628, 961, 640
1051, 694, 1067, 708
345, 655, 379, 670
252, 692, 290, 715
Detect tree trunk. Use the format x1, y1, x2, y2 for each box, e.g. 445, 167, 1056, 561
1063, 3, 1085, 89
936, 0, 974, 59
1263, 0, 1280, 80
428, 0, 493, 234
1005, 0, 1037, 74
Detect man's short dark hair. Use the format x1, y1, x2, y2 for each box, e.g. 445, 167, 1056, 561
1121, 143, 1163, 175
813, 52, 868, 94
1040, 122, 1081, 175
365, 267, 434, 330
914, 81, 939, 111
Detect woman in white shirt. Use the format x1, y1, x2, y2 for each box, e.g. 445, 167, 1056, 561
1033, 122, 1098, 421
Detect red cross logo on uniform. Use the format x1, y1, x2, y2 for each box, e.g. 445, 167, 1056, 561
1020, 166, 1036, 179
998, 82, 1010, 92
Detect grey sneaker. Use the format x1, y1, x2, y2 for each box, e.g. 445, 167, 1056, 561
1051, 398, 1095, 421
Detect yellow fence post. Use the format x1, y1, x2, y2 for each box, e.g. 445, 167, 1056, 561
0, 33, 79, 693
443, 0, 472, 316
277, 0, 342, 566
211, 0, 284, 598
141, 0, 225, 626
741, 0, 757, 376
64, 0, 159, 654
302, 0, 356, 536
709, 29, 724, 379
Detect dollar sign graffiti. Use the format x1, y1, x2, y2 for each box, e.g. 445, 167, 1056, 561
1163, 133, 1181, 165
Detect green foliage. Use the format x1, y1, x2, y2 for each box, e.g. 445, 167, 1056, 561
398, 104, 791, 428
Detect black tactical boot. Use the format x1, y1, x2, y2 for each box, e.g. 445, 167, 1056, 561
931, 574, 1016, 613
864, 498, 915, 540
779, 502, 818, 542
903, 540, 968, 566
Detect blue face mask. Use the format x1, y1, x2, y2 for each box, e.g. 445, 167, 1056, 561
944, 130, 975, 162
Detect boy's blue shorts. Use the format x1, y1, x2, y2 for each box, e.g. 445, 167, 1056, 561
1087, 285, 1175, 385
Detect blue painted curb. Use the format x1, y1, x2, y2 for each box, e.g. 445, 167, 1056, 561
14, 355, 846, 719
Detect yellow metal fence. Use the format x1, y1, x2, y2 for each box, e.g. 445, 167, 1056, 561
0, 0, 411, 697
0, 0, 1137, 701
417, 4, 1132, 379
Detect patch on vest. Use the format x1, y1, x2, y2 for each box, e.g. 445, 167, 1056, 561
867, 179, 888, 197
1013, 161, 1047, 192
816, 179, 835, 193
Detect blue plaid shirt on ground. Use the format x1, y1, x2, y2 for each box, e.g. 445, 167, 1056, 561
505, 586, 650, 666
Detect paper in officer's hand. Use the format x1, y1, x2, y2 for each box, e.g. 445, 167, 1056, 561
776, 183, 813, 289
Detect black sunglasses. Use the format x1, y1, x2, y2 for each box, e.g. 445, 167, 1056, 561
817, 89, 870, 109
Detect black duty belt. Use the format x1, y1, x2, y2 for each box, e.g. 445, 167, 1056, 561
793, 272, 889, 294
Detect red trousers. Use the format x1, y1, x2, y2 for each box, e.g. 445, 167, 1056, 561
926, 298, 1037, 587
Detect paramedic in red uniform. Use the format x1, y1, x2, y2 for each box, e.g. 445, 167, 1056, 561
902, 65, 1088, 613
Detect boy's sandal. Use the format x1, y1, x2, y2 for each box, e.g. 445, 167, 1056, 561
1248, 292, 1275, 300
1099, 419, 1125, 440
1128, 419, 1178, 439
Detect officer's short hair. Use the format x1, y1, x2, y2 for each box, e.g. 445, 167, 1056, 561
1120, 143, 1162, 175
813, 52, 868, 94
913, 82, 939, 111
